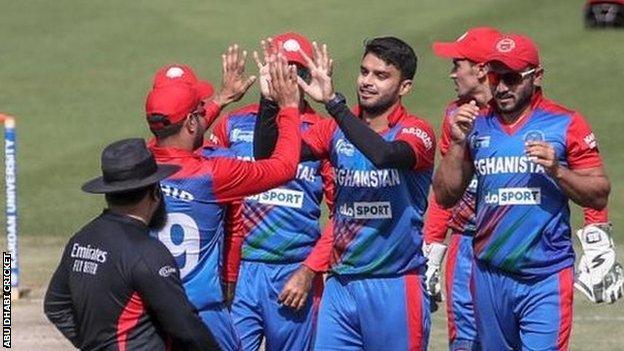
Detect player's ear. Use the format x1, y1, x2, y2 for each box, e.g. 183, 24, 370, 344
184, 114, 198, 133
533, 67, 544, 87
398, 79, 413, 97
474, 62, 488, 80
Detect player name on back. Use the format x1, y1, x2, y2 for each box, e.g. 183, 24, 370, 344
474, 156, 545, 175
334, 168, 401, 188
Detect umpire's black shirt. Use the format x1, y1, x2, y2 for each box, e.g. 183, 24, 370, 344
44, 210, 219, 350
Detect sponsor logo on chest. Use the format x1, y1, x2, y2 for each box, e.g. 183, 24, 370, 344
484, 187, 541, 205
339, 201, 393, 219
246, 188, 305, 208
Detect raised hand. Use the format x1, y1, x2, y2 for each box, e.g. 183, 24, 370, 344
450, 100, 479, 143
297, 42, 335, 104
253, 38, 275, 100
212, 44, 257, 108
268, 52, 300, 108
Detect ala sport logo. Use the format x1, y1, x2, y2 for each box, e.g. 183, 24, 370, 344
246, 188, 305, 209
336, 138, 355, 157
484, 187, 541, 206
524, 130, 545, 142
339, 201, 393, 219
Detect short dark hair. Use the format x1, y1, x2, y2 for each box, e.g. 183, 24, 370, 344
148, 114, 185, 139
105, 184, 155, 206
364, 37, 418, 80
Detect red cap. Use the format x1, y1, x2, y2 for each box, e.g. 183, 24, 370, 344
487, 34, 540, 72
145, 81, 201, 130
271, 32, 314, 68
152, 64, 214, 99
433, 27, 501, 63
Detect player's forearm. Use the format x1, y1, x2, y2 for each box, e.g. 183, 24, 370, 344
303, 220, 334, 272
254, 107, 302, 183
552, 167, 610, 210
328, 101, 416, 169
203, 100, 222, 128
433, 142, 472, 208
223, 202, 244, 283
253, 96, 280, 160
423, 193, 452, 244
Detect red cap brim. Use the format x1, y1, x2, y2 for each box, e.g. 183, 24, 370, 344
487, 55, 532, 72
432, 42, 464, 59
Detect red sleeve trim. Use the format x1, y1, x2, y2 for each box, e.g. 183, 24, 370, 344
565, 112, 603, 170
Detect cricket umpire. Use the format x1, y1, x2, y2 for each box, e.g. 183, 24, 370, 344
44, 138, 219, 350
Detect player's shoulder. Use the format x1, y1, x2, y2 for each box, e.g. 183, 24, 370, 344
397, 111, 436, 151
537, 96, 578, 118
400, 110, 436, 133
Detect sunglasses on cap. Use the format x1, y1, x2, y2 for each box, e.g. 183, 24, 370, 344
487, 68, 537, 86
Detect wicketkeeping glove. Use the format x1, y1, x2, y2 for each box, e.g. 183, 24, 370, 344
575, 222, 624, 304
424, 242, 447, 311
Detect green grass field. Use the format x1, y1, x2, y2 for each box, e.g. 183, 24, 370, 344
1, 0, 623, 349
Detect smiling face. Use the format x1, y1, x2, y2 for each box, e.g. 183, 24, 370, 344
356, 53, 412, 115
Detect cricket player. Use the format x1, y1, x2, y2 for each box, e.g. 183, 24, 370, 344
145, 47, 302, 351
433, 33, 616, 350
424, 26, 502, 351
255, 37, 436, 350
210, 32, 334, 351
427, 27, 622, 351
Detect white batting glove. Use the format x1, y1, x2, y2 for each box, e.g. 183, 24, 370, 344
575, 223, 624, 304
424, 242, 447, 305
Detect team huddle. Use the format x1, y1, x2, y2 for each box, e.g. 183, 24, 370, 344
44, 28, 623, 351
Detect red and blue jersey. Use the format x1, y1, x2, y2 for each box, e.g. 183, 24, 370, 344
467, 91, 603, 276
304, 104, 436, 276
425, 99, 609, 244
425, 101, 479, 245
211, 104, 334, 267
148, 107, 301, 309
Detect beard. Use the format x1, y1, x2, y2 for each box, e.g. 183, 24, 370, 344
357, 92, 399, 117
148, 197, 168, 231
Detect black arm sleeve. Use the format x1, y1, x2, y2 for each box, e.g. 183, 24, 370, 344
133, 245, 220, 351
327, 101, 416, 169
44, 247, 80, 348
253, 97, 317, 162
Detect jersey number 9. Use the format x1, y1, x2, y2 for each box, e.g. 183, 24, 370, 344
156, 213, 200, 278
